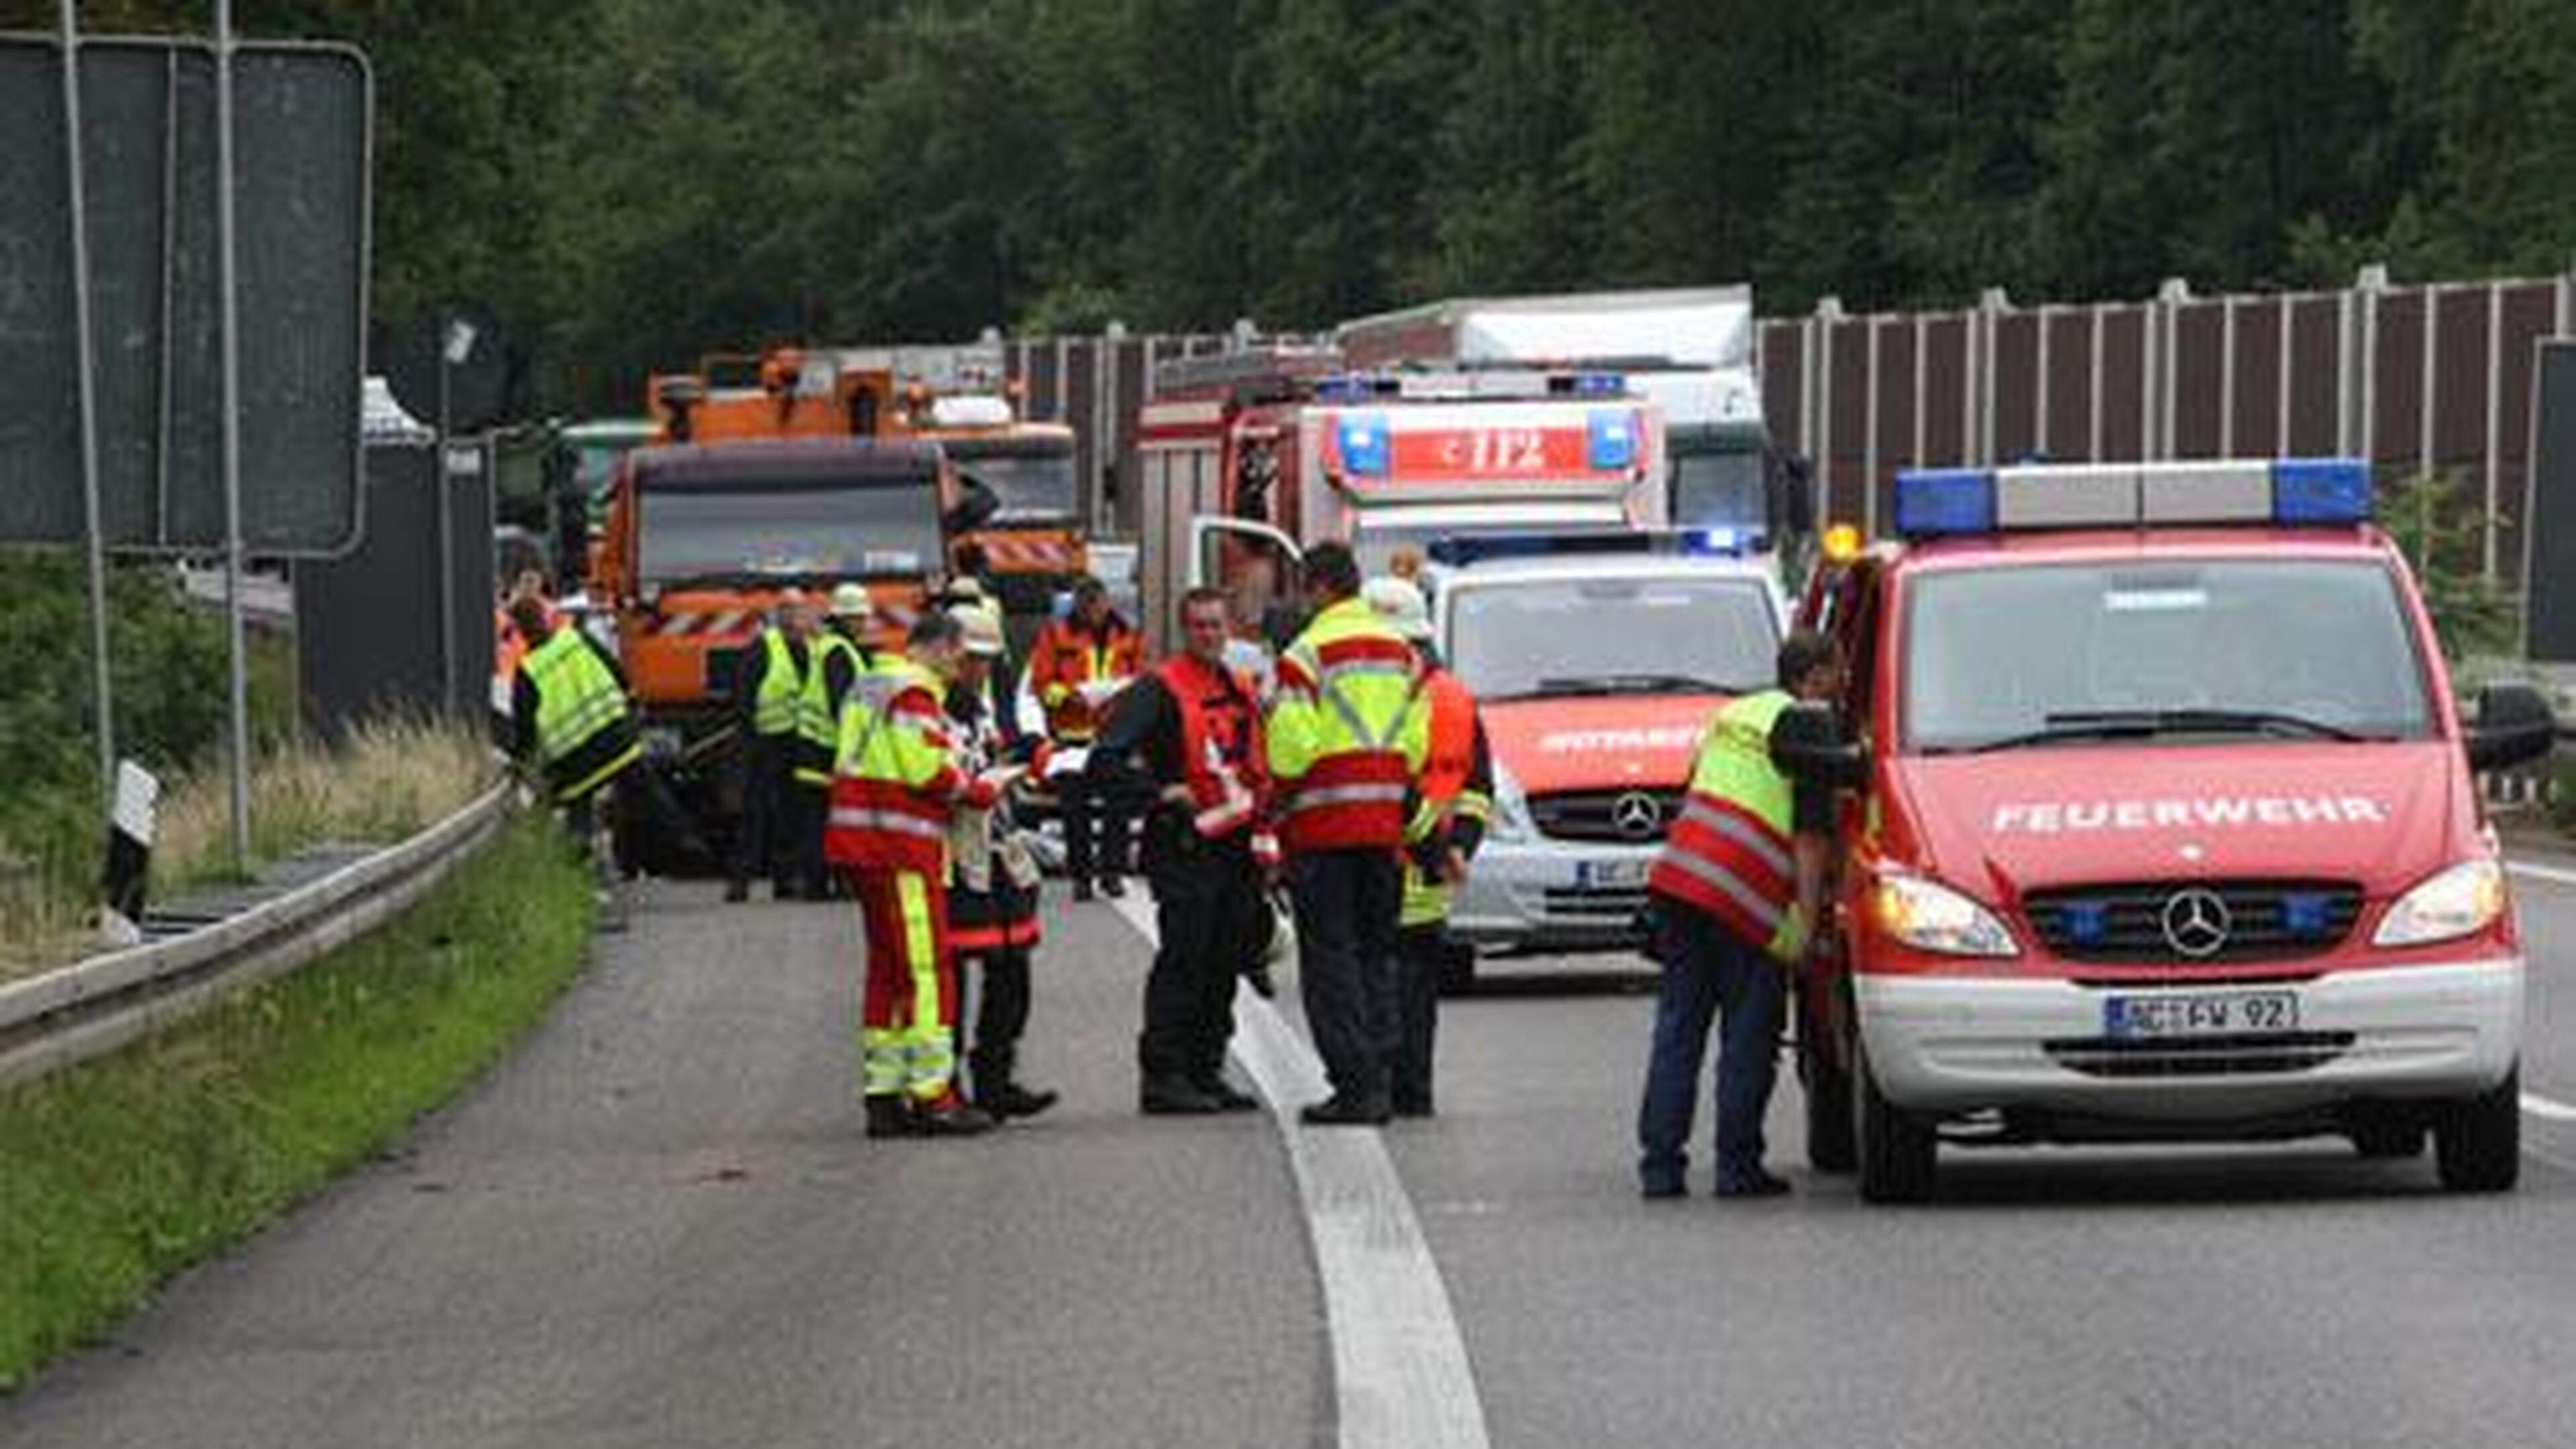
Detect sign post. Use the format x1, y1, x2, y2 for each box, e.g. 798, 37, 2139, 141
58, 0, 116, 824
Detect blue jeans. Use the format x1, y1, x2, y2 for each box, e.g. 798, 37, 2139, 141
1637, 904, 1785, 1191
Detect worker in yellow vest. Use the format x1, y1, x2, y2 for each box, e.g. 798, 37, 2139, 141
729, 592, 822, 902
1267, 542, 1430, 1126
1638, 630, 1853, 1199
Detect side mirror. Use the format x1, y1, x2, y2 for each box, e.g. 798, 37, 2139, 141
1768, 452, 1818, 537
1778, 698, 1872, 789
2467, 682, 2557, 773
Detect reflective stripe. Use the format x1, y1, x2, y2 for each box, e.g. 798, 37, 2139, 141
1656, 848, 1786, 935
1287, 782, 1411, 814
1675, 797, 1794, 879
828, 808, 950, 841
861, 1026, 908, 1095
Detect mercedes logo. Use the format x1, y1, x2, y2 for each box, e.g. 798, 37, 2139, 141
2160, 887, 2233, 959
1610, 792, 1664, 841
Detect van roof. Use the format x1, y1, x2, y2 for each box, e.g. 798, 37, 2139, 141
1886, 525, 2398, 575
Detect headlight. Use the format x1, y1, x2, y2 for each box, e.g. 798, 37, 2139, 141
1487, 761, 1535, 843
2373, 859, 2508, 947
1872, 872, 2018, 957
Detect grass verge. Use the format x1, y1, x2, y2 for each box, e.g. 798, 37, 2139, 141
0, 813, 592, 1393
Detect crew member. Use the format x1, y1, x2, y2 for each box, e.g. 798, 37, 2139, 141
507, 596, 641, 863
1267, 542, 1429, 1126
1089, 586, 1273, 1115
1636, 630, 1851, 1198
1364, 577, 1492, 1120
827, 609, 1002, 1138
803, 584, 877, 899
729, 592, 821, 903
1031, 575, 1145, 901
944, 599, 1058, 1121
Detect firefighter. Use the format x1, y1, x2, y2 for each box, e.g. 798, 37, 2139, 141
803, 584, 877, 900
1267, 542, 1430, 1126
1364, 576, 1493, 1120
826, 608, 1005, 1138
943, 599, 1059, 1120
728, 592, 822, 903
506, 595, 641, 867
1635, 629, 1851, 1198
1087, 586, 1273, 1115
1031, 575, 1146, 901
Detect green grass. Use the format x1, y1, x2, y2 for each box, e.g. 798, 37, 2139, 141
0, 815, 594, 1393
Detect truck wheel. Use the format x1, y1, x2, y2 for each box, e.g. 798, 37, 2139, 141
1855, 1038, 1937, 1204
1801, 1034, 1856, 1174
2434, 1065, 2520, 1193
2349, 1114, 2427, 1160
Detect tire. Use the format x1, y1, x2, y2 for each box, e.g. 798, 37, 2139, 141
1855, 1037, 1937, 1204
1801, 1034, 1857, 1174
2349, 1114, 2428, 1161
2435, 1065, 2520, 1193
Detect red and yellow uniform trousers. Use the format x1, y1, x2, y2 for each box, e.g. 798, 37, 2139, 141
823, 657, 998, 1103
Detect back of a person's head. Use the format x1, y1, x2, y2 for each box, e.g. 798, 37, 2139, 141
508, 596, 553, 643
1305, 542, 1360, 598
1776, 629, 1840, 690
909, 608, 964, 652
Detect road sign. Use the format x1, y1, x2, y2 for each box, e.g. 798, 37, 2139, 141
0, 35, 371, 554
2526, 339, 2576, 662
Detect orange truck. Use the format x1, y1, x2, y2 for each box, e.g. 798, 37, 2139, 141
586, 431, 954, 871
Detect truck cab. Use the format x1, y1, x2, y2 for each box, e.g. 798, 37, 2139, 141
1794, 459, 2557, 1201
1423, 535, 1785, 971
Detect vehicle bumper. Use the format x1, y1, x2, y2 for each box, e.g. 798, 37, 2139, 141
1448, 839, 1656, 953
1854, 959, 2522, 1121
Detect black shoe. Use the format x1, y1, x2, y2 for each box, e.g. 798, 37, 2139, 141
1192, 1077, 1260, 1113
1071, 878, 1096, 904
1299, 1095, 1390, 1127
1099, 875, 1127, 899
1140, 1076, 1225, 1114
1641, 1178, 1686, 1200
981, 1083, 1061, 1120
1715, 1171, 1793, 1198
912, 1095, 997, 1136
723, 880, 749, 904
864, 1096, 917, 1138
1390, 1100, 1436, 1120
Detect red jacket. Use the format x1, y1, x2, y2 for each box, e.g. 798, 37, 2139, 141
1030, 614, 1144, 741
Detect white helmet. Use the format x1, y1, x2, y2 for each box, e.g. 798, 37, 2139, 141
1362, 575, 1432, 642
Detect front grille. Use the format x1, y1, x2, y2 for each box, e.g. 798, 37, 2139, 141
2023, 879, 2361, 965
1540, 887, 1651, 921
2043, 1031, 2355, 1078
1529, 789, 1679, 844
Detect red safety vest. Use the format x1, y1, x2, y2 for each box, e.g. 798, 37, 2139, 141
1158, 653, 1267, 841
1646, 690, 1805, 961
1418, 668, 1477, 807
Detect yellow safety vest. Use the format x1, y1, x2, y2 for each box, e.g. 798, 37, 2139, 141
1646, 690, 1807, 961
523, 629, 639, 803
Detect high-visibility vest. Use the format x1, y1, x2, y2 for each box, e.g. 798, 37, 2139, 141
1030, 616, 1143, 741
1401, 667, 1491, 928
1158, 653, 1267, 841
751, 627, 810, 740
521, 629, 639, 804
794, 632, 867, 787
1646, 689, 1805, 961
1267, 596, 1430, 853
824, 655, 963, 873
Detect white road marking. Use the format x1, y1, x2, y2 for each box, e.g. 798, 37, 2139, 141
2520, 1092, 2576, 1122
1107, 891, 1492, 1449
2508, 860, 2576, 889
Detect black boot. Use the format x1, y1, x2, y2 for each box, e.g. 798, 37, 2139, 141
1139, 1075, 1224, 1114
864, 1095, 916, 1138
983, 1082, 1061, 1120
1191, 1071, 1260, 1112
912, 1092, 997, 1136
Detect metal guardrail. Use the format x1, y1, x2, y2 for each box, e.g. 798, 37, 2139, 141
0, 783, 513, 1087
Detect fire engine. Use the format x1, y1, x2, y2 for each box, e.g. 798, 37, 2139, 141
1132, 347, 1666, 653
1337, 286, 1807, 575
1792, 458, 2555, 1201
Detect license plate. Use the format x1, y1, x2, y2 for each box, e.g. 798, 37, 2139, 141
1577, 857, 1652, 890
2103, 991, 2299, 1039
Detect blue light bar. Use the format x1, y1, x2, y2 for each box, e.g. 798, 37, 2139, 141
1574, 372, 1627, 397
2270, 459, 2372, 524
1336, 413, 1390, 476
1894, 468, 1997, 537
1422, 529, 1665, 567
1587, 409, 1638, 471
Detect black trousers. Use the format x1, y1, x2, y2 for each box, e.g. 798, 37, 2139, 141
1392, 923, 1462, 1113
731, 735, 809, 890
967, 947, 1034, 1091
1140, 836, 1266, 1083
1289, 849, 1403, 1108
1063, 769, 1140, 879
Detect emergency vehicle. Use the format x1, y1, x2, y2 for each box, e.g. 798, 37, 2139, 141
1336, 287, 1805, 570
1792, 458, 2556, 1201
1132, 349, 1666, 653
587, 434, 953, 871
647, 342, 1085, 641
1419, 533, 1786, 977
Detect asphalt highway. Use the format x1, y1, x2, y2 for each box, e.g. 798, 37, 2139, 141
11, 857, 2576, 1448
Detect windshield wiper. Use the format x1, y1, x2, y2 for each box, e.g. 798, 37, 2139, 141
1527, 673, 1753, 698
1958, 708, 2372, 754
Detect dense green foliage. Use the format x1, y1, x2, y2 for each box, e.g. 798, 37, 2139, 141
15, 1, 2576, 413
0, 815, 592, 1391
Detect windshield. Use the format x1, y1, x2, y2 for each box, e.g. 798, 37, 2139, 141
1671, 447, 1766, 530
1903, 558, 2435, 753
1448, 576, 1780, 700
639, 480, 945, 586
950, 446, 1077, 521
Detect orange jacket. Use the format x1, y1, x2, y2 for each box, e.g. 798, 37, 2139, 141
1029, 614, 1144, 741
